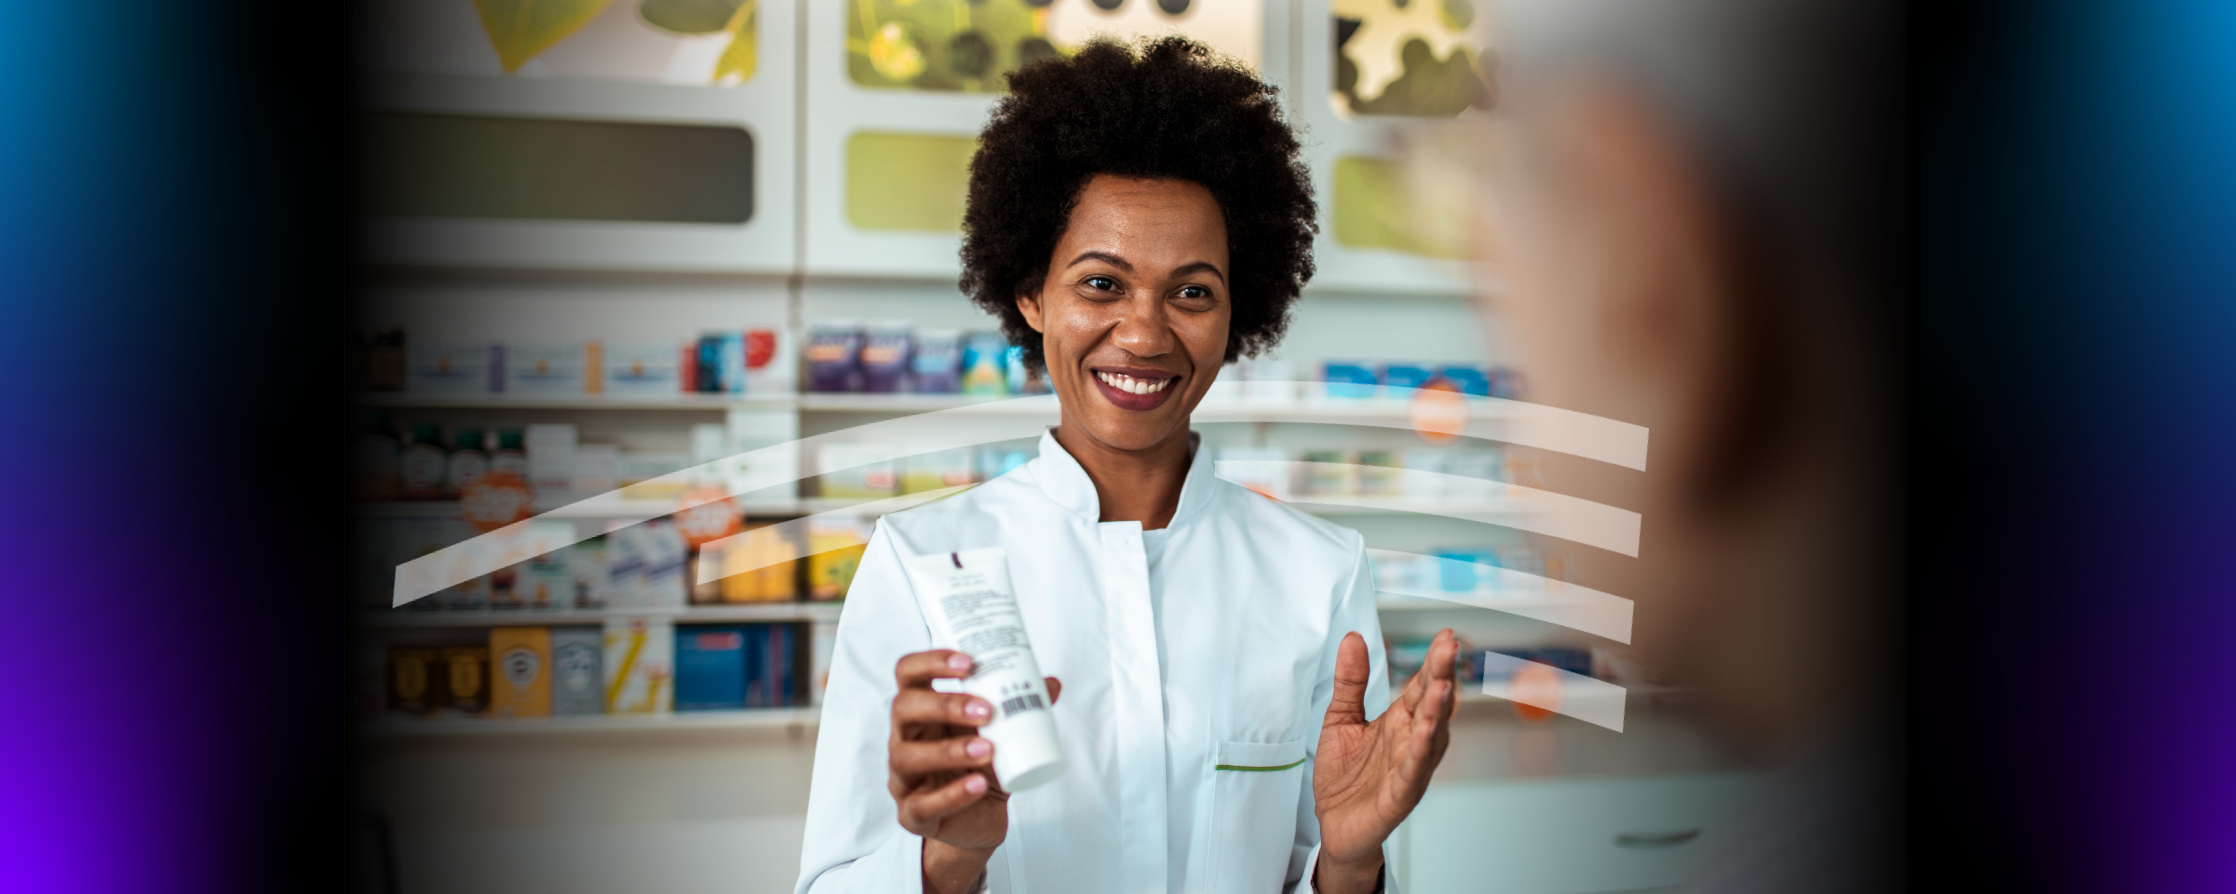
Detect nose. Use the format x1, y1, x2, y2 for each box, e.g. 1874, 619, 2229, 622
1109, 289, 1175, 359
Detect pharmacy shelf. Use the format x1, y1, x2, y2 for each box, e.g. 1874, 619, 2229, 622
365, 598, 1556, 627
360, 603, 843, 628
1284, 498, 1539, 518
1456, 685, 1693, 707
357, 498, 810, 520
359, 392, 795, 411
359, 391, 1520, 424
362, 707, 821, 738
798, 393, 1522, 424
1375, 594, 1579, 612
358, 496, 1532, 521
796, 393, 1048, 414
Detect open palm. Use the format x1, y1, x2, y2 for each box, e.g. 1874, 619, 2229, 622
1313, 628, 1458, 871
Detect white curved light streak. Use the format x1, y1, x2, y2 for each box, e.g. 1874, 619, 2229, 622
691, 486, 976, 586
1481, 662, 1631, 732
1219, 460, 1642, 557
1366, 548, 1634, 643
392, 389, 1648, 607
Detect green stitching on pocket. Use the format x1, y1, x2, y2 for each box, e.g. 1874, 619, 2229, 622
1214, 757, 1308, 772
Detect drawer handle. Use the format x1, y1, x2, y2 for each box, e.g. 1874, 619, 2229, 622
1614, 829, 1701, 848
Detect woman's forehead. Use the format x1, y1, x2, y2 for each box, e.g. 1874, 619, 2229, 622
1058, 176, 1229, 267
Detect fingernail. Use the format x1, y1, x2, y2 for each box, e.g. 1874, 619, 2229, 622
948, 654, 973, 672
964, 774, 987, 794
965, 700, 991, 718
966, 738, 991, 759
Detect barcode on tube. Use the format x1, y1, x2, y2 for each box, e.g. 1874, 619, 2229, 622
999, 693, 1045, 718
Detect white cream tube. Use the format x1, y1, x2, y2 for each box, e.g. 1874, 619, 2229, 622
902, 547, 1066, 792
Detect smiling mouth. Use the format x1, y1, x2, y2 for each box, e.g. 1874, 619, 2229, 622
1089, 368, 1182, 411
1094, 370, 1175, 395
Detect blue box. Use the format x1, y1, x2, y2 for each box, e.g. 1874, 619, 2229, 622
807, 323, 864, 393
860, 324, 913, 393
960, 333, 1011, 396
1322, 361, 1379, 399
912, 330, 962, 393
1436, 365, 1491, 398
745, 624, 797, 708
1381, 364, 1435, 394
695, 334, 745, 394
674, 625, 748, 711
1431, 548, 1501, 592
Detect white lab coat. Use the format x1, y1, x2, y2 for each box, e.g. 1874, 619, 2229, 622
797, 431, 1395, 894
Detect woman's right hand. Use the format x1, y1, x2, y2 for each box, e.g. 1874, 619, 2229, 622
888, 650, 1060, 893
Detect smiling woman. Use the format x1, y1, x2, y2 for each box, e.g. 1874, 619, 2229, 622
959, 36, 1319, 378
799, 36, 1460, 894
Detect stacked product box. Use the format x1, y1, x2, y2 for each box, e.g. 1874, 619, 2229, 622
807, 321, 1050, 395
1318, 361, 1525, 400
382, 622, 809, 719
391, 328, 792, 397
815, 442, 1035, 499
1205, 446, 1519, 505
674, 623, 804, 711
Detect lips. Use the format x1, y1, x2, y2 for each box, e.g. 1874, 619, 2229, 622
1090, 366, 1181, 412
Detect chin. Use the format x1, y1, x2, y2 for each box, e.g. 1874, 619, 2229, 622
1072, 407, 1188, 453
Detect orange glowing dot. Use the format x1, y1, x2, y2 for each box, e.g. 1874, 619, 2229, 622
1508, 661, 1563, 724
1409, 379, 1468, 445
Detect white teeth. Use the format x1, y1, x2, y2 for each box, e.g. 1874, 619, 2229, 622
1096, 371, 1174, 395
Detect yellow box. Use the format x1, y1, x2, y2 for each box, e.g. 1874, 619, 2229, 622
488, 627, 553, 719
720, 523, 799, 603
806, 516, 871, 601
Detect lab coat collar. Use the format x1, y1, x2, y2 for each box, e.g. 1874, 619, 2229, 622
1028, 428, 1219, 529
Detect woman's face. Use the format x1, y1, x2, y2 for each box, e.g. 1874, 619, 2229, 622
1018, 174, 1232, 453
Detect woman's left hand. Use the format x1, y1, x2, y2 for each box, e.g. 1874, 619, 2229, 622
1311, 628, 1460, 893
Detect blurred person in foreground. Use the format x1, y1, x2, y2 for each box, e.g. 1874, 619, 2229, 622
1481, 0, 1902, 890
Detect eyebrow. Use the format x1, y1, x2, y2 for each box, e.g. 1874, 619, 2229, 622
1065, 251, 1227, 284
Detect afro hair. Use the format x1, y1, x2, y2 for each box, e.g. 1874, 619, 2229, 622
958, 36, 1318, 373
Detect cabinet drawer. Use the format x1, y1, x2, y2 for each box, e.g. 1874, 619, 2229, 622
1393, 773, 1752, 894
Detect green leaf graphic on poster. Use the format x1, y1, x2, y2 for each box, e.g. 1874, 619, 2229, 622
846, 132, 978, 233
473, 0, 620, 73
1332, 0, 1495, 118
640, 0, 741, 34
714, 0, 759, 84
845, 0, 1058, 94
1332, 155, 1475, 259
1339, 39, 1492, 118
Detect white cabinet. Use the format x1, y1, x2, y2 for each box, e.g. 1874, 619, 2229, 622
1392, 772, 1753, 894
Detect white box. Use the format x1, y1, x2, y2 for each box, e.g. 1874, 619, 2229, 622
1214, 447, 1293, 501
407, 342, 492, 393
572, 444, 620, 499
727, 409, 800, 503
505, 342, 586, 394
526, 423, 577, 508
818, 443, 898, 499
601, 340, 683, 396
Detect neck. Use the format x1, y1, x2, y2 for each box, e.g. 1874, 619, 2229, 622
1050, 421, 1194, 530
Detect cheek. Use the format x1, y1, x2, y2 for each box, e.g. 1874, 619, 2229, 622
1188, 311, 1231, 370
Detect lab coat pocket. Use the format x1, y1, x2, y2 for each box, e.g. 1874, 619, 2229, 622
1210, 737, 1312, 893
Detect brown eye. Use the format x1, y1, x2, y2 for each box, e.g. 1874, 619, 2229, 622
1178, 285, 1210, 300
1085, 275, 1117, 291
